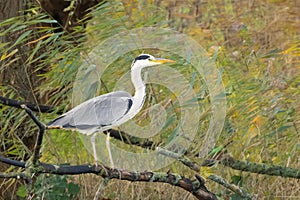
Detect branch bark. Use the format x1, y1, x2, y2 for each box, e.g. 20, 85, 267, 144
208, 175, 252, 199
0, 95, 55, 113
156, 147, 200, 172
221, 156, 300, 178
0, 156, 217, 200
21, 104, 46, 165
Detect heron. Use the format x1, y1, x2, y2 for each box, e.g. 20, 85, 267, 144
48, 54, 175, 168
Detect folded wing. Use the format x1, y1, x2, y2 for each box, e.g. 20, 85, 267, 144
48, 91, 133, 135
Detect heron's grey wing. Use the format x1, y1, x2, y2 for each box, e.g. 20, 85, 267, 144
48, 91, 133, 135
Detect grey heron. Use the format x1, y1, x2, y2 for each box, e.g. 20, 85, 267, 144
48, 54, 175, 168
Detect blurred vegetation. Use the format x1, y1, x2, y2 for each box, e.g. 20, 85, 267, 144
0, 0, 299, 199
16, 174, 80, 199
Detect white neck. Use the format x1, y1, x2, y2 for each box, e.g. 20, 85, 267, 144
130, 66, 146, 115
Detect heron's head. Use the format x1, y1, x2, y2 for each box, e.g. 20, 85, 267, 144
132, 54, 175, 69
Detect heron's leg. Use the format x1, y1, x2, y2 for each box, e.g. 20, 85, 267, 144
106, 132, 115, 168
91, 134, 109, 175
90, 134, 98, 165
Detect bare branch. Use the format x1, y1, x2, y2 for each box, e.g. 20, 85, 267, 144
0, 95, 55, 113
0, 157, 217, 200
221, 156, 300, 178
104, 129, 155, 149
21, 104, 46, 165
0, 156, 26, 168
156, 147, 200, 172
0, 172, 28, 180
208, 175, 252, 199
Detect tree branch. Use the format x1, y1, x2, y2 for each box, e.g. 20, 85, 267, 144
21, 105, 46, 165
156, 147, 200, 172
0, 172, 28, 180
104, 129, 155, 149
0, 156, 217, 200
0, 156, 26, 168
208, 175, 252, 199
220, 156, 300, 178
0, 95, 56, 113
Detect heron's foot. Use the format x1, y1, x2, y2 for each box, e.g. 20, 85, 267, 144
95, 160, 109, 176
110, 161, 115, 169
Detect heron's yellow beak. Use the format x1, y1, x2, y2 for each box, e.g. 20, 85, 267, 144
152, 58, 176, 64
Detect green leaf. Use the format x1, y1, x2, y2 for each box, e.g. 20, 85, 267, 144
277, 124, 292, 133
16, 185, 27, 198
231, 175, 243, 185
26, 40, 42, 63
68, 183, 80, 196
13, 30, 32, 46
260, 48, 282, 58
11, 24, 28, 32
207, 145, 224, 157
0, 16, 21, 26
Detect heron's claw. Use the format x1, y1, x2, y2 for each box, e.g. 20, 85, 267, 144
95, 161, 109, 176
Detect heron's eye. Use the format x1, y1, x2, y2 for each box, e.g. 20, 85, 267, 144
148, 58, 153, 61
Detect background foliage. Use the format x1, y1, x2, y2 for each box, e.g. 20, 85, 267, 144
0, 0, 299, 199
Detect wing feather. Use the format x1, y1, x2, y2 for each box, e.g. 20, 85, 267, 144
48, 91, 132, 135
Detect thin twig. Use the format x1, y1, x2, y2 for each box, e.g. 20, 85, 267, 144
21, 104, 46, 130
208, 175, 252, 199
21, 104, 46, 165
0, 172, 28, 179
156, 147, 200, 172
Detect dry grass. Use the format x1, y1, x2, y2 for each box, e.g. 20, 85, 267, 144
74, 174, 197, 200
